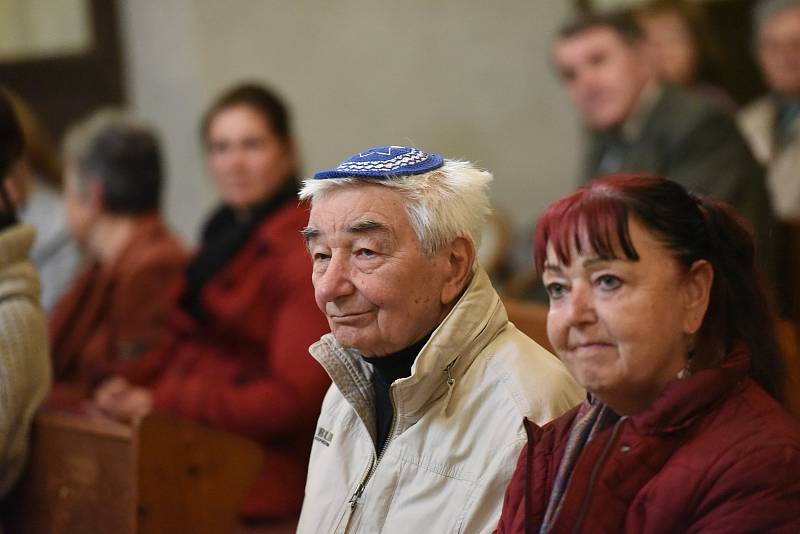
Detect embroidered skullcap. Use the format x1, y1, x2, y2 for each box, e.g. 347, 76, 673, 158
313, 145, 444, 180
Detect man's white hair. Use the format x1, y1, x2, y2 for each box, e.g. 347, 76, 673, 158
300, 159, 493, 256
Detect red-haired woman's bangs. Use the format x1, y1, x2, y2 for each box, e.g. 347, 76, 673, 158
533, 184, 639, 275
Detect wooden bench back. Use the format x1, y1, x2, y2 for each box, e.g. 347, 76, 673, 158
5, 410, 263, 534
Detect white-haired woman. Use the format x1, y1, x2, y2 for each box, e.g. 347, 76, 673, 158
296, 146, 583, 533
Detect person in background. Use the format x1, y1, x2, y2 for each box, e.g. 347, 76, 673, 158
634, 1, 737, 112
551, 11, 779, 284
93, 83, 331, 529
495, 175, 800, 533
0, 87, 51, 498
739, 0, 800, 223
297, 146, 583, 533
3, 91, 83, 312
47, 111, 187, 408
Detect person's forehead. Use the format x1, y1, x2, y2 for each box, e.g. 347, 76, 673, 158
207, 105, 272, 139
762, 5, 800, 36
555, 26, 629, 58
309, 184, 411, 234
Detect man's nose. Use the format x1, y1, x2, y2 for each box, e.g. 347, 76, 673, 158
315, 253, 355, 303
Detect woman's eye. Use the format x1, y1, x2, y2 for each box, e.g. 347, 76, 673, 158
596, 274, 622, 291
545, 282, 567, 300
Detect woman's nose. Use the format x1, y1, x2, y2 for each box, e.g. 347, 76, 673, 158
565, 283, 596, 326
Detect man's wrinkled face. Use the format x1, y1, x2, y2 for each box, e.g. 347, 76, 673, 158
758, 6, 800, 97
305, 185, 452, 357
553, 27, 653, 131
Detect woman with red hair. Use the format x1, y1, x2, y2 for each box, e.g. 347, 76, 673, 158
495, 175, 800, 533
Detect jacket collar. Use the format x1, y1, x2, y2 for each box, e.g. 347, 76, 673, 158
627, 346, 750, 435
102, 214, 172, 275
310, 266, 507, 435
0, 224, 40, 304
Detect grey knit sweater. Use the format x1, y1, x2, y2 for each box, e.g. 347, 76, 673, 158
0, 224, 51, 498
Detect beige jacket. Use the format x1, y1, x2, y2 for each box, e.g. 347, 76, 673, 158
297, 268, 583, 534
738, 97, 800, 221
0, 225, 51, 497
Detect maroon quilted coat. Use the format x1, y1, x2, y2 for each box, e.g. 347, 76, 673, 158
495, 348, 800, 533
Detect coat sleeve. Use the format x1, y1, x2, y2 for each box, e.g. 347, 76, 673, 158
0, 297, 51, 497
493, 441, 529, 534
111, 253, 186, 364
154, 251, 332, 442
687, 444, 800, 533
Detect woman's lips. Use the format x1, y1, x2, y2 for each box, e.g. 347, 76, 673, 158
568, 341, 615, 352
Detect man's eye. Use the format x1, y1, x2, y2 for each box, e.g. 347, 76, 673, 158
243, 138, 265, 151
355, 249, 376, 258
596, 274, 622, 291
545, 282, 567, 300
559, 68, 576, 82
209, 142, 228, 154
313, 252, 330, 262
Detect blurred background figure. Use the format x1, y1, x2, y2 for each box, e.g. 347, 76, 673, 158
0, 87, 51, 499
634, 0, 737, 111
739, 0, 800, 222
551, 11, 779, 285
48, 111, 187, 408
3, 91, 83, 312
92, 83, 330, 530
740, 0, 800, 322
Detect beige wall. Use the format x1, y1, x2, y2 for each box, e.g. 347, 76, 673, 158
120, 0, 582, 243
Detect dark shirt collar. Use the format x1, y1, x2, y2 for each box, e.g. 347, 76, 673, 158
362, 332, 432, 386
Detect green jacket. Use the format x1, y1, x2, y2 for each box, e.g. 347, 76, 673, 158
585, 83, 779, 284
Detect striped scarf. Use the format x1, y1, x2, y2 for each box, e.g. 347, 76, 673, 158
539, 399, 619, 533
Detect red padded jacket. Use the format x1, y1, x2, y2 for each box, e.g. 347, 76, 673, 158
126, 200, 330, 521
495, 348, 800, 533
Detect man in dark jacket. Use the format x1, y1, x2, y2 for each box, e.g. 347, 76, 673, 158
552, 11, 780, 282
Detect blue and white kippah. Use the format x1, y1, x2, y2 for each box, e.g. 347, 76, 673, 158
313, 146, 444, 180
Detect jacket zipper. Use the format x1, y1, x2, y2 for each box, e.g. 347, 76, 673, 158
345, 360, 458, 530
570, 416, 628, 533
344, 391, 399, 529
440, 360, 457, 416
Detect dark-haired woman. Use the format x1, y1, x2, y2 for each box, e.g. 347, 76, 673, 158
496, 174, 800, 533
94, 83, 330, 526
0, 88, 50, 497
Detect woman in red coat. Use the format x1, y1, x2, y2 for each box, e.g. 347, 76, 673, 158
496, 175, 800, 533
94, 83, 331, 525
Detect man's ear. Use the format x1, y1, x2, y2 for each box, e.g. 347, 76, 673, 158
683, 259, 713, 336
440, 236, 475, 306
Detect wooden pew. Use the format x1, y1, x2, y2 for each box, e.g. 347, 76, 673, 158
777, 320, 800, 420
4, 409, 264, 534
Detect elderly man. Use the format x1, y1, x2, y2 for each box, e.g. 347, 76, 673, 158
552, 12, 778, 281
739, 0, 800, 222
297, 146, 583, 533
